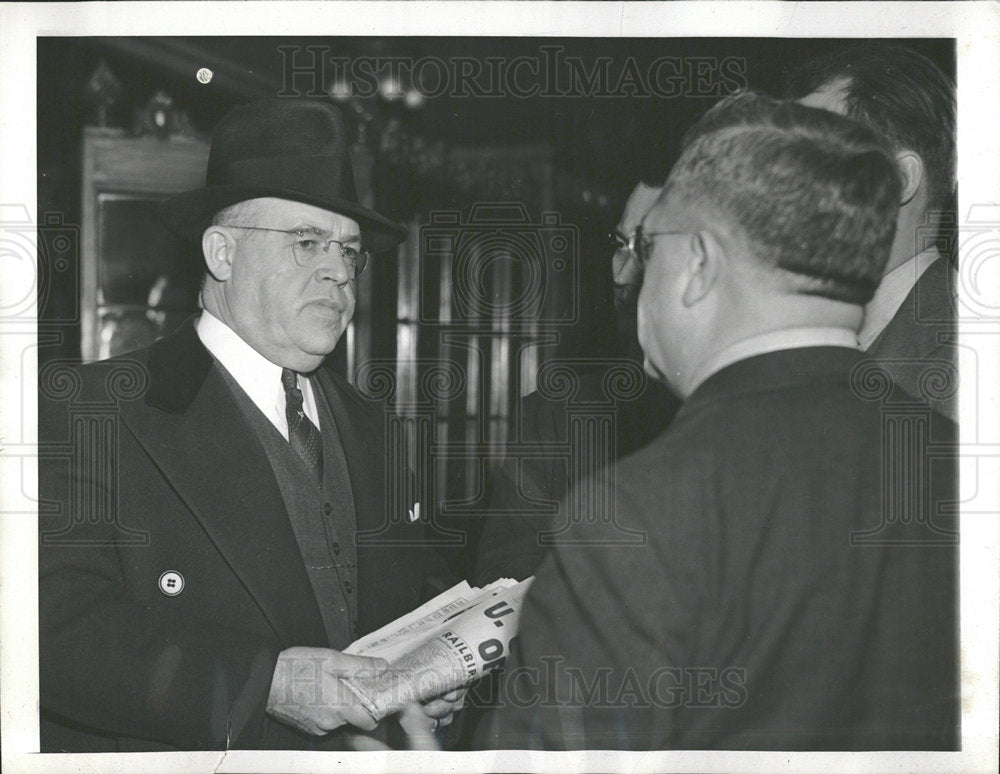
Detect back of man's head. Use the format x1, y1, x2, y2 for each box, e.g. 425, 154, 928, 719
783, 44, 956, 212
667, 90, 902, 305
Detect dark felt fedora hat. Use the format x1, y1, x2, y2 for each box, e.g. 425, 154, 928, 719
162, 98, 407, 253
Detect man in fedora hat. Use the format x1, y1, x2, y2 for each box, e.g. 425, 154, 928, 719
38, 98, 460, 751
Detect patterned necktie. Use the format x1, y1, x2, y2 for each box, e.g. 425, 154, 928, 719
281, 368, 323, 484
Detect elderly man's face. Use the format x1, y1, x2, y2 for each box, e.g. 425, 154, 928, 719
222, 197, 359, 371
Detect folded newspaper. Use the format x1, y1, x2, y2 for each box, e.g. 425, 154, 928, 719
341, 576, 534, 723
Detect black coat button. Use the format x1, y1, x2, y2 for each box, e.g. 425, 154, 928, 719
323, 503, 332, 515
345, 581, 353, 593
332, 542, 341, 555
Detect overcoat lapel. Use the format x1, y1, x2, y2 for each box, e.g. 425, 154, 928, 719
120, 320, 328, 647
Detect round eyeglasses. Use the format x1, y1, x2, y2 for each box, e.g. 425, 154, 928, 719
609, 224, 686, 278
221, 224, 370, 279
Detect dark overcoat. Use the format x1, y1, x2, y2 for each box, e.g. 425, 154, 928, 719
39, 320, 443, 751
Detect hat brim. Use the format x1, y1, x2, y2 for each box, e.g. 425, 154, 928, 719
161, 184, 408, 254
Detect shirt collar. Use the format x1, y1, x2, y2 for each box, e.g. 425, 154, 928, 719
686, 326, 859, 396
858, 246, 941, 350
196, 309, 286, 426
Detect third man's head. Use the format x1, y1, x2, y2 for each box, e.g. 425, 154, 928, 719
637, 91, 900, 395
786, 44, 956, 271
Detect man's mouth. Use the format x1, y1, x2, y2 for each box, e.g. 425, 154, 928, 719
304, 300, 346, 319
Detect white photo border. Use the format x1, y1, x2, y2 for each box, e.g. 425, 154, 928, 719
2, 2, 997, 773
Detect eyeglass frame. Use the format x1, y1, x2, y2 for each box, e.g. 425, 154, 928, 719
217, 224, 370, 281
610, 224, 687, 286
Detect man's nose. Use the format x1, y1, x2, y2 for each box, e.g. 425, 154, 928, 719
314, 249, 353, 286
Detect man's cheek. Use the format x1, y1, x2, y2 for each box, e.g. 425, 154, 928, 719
636, 307, 649, 350
342, 290, 357, 322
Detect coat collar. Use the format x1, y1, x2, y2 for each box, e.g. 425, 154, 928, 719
677, 345, 864, 423
145, 315, 215, 414
868, 256, 957, 360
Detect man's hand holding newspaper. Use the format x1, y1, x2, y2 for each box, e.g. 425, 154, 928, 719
341, 577, 534, 725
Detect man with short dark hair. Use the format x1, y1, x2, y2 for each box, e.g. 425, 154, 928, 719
38, 98, 458, 751
480, 91, 958, 750
785, 43, 958, 420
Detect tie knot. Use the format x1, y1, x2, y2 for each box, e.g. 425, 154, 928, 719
282, 368, 305, 415
281, 368, 299, 394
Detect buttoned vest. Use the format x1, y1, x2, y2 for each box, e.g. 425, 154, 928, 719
215, 363, 360, 648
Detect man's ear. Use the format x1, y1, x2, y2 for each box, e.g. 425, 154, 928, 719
681, 231, 722, 307
202, 226, 235, 281
895, 151, 925, 206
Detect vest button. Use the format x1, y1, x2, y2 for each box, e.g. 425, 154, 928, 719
345, 581, 353, 593
323, 502, 332, 515
332, 542, 341, 555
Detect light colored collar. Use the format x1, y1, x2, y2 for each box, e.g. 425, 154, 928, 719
686, 326, 859, 396
195, 310, 318, 438
858, 246, 940, 350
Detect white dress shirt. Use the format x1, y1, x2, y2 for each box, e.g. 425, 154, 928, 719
196, 310, 320, 440
858, 246, 940, 350
687, 326, 860, 396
